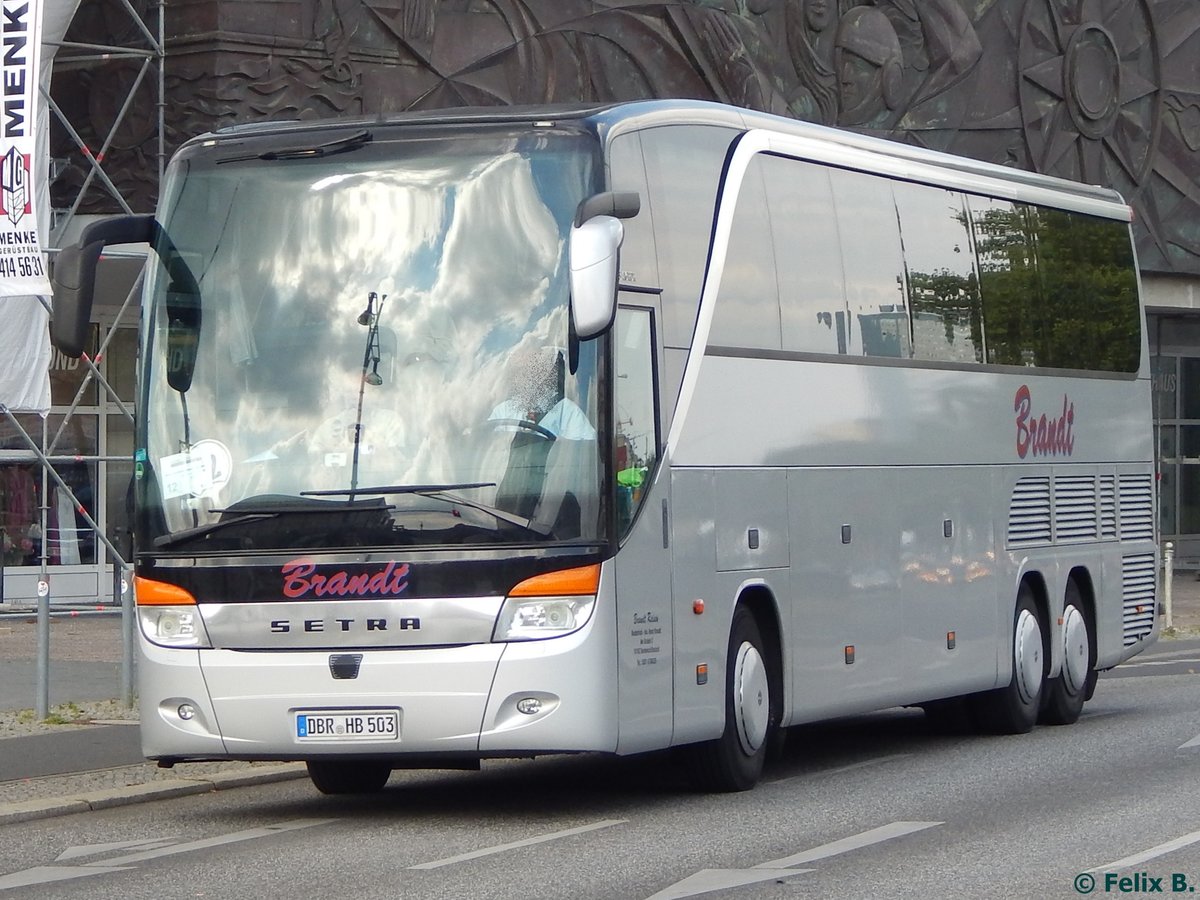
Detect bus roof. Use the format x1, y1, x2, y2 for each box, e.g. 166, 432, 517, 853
192, 99, 1128, 211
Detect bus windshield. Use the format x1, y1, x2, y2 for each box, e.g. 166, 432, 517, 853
137, 128, 605, 553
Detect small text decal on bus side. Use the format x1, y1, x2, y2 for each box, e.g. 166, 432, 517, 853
1014, 385, 1075, 459
281, 559, 411, 599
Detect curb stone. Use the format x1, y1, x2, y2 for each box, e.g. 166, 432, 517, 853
0, 763, 307, 825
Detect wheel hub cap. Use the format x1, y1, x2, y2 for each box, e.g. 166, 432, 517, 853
1062, 605, 1089, 694
1014, 609, 1043, 705
734, 642, 770, 755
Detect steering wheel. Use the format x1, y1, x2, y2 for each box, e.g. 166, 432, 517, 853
488, 418, 557, 442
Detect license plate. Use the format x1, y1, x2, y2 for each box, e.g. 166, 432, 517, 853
295, 709, 400, 741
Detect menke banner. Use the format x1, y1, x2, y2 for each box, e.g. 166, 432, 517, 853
0, 0, 50, 298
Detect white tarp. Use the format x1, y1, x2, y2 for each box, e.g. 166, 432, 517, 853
0, 294, 50, 410
0, 0, 81, 414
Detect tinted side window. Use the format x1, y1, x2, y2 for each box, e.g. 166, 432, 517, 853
970, 198, 1140, 372
1032, 208, 1140, 373
709, 156, 781, 351
831, 168, 906, 358
769, 156, 849, 355
970, 196, 1046, 367
892, 182, 982, 364
640, 125, 737, 349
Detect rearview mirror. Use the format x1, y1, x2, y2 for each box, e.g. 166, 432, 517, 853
51, 214, 156, 357
165, 282, 201, 393
569, 215, 624, 340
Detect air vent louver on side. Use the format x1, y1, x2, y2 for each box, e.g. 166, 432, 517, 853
1008, 477, 1051, 548
1099, 476, 1117, 540
1121, 553, 1156, 646
1118, 474, 1154, 541
1054, 475, 1097, 541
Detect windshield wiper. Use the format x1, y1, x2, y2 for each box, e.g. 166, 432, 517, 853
153, 513, 274, 548
302, 483, 548, 535
153, 496, 393, 548
219, 129, 372, 164
303, 482, 495, 497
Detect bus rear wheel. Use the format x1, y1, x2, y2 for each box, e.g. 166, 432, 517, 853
969, 584, 1044, 735
306, 760, 392, 795
683, 606, 773, 792
1039, 581, 1092, 726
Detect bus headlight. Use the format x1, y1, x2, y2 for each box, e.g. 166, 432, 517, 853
492, 595, 596, 642
492, 564, 601, 642
135, 576, 211, 649
138, 606, 213, 649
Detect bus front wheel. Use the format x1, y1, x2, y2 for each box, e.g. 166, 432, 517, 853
969, 584, 1045, 735
306, 760, 392, 795
683, 606, 773, 792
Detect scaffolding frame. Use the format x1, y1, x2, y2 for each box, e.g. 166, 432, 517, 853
0, 0, 166, 714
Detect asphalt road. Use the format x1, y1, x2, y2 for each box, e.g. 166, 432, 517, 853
0, 641, 1195, 900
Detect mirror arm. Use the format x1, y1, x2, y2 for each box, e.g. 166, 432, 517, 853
51, 214, 159, 357
574, 191, 641, 228
77, 213, 157, 248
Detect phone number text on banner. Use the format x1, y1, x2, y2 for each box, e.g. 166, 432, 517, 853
0, 0, 51, 298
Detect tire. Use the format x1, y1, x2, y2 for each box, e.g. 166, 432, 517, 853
683, 606, 774, 792
968, 584, 1045, 735
1039, 581, 1092, 726
306, 760, 392, 795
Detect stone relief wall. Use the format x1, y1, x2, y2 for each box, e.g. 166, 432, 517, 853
51, 0, 1200, 275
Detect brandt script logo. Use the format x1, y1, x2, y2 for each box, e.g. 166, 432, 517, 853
0, 147, 30, 226
281, 559, 410, 599
1014, 385, 1075, 459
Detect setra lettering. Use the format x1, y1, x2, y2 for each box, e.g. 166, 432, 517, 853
1014, 385, 1075, 459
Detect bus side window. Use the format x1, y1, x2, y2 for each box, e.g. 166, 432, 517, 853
614, 306, 659, 538
893, 182, 983, 364
831, 168, 907, 359
770, 157, 849, 356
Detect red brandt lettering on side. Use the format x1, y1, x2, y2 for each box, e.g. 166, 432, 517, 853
1014, 385, 1075, 459
281, 559, 410, 599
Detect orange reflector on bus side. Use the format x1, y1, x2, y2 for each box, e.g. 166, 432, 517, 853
508, 564, 601, 598
134, 576, 197, 606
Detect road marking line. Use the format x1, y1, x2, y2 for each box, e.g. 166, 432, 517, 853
409, 819, 626, 870
765, 753, 911, 786
645, 821, 943, 900
0, 820, 334, 891
56, 839, 178, 862
1179, 733, 1200, 750
1089, 829, 1200, 873
1117, 658, 1200, 669
0, 865, 135, 891
96, 819, 336, 867
643, 867, 812, 900
754, 821, 943, 869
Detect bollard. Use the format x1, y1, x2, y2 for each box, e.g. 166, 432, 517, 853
1164, 541, 1174, 630
119, 564, 135, 710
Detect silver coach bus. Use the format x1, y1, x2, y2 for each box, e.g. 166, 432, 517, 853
50, 100, 1157, 795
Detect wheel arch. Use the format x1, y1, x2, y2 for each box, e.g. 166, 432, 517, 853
1064, 564, 1099, 698
1017, 569, 1052, 676
1064, 565, 1097, 645
734, 583, 786, 728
